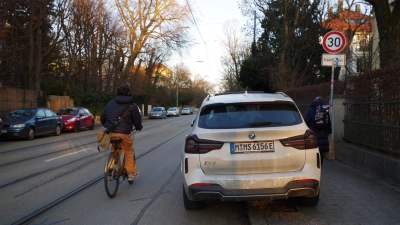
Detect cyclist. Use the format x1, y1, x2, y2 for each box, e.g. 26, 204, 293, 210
100, 84, 143, 182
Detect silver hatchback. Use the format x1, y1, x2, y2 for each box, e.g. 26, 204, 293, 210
149, 107, 166, 119
181, 91, 321, 210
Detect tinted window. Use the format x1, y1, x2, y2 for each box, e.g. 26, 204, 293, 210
45, 109, 54, 117
6, 109, 36, 118
57, 108, 78, 115
198, 103, 302, 129
152, 108, 162, 111
37, 109, 45, 117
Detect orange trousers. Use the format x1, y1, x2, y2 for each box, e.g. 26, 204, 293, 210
110, 132, 136, 174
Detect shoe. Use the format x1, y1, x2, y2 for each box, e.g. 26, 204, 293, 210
127, 172, 139, 183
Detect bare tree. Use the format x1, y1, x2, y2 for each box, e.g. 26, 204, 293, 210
220, 20, 251, 92
60, 0, 122, 94
114, 0, 192, 80
191, 76, 214, 108
364, 0, 400, 68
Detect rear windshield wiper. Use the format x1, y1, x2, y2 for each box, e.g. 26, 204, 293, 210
249, 121, 282, 127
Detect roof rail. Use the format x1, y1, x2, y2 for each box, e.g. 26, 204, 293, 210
275, 92, 289, 97
214, 91, 265, 96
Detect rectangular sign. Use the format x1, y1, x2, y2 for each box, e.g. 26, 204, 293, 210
321, 53, 346, 66
230, 142, 275, 153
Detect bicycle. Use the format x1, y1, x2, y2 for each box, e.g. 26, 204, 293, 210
104, 129, 137, 198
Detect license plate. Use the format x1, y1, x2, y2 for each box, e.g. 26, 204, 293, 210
230, 142, 275, 153
2, 130, 7, 133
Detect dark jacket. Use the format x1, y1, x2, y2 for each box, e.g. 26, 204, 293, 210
304, 99, 332, 152
100, 95, 143, 134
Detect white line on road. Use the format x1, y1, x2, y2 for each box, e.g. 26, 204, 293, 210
44, 148, 92, 162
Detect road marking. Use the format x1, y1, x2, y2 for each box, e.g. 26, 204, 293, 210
45, 148, 92, 162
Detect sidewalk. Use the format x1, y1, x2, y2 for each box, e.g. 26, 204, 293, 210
247, 159, 400, 224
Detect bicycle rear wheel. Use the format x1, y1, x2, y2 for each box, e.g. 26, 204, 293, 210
104, 153, 120, 198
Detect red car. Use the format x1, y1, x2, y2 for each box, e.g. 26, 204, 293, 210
56, 107, 95, 132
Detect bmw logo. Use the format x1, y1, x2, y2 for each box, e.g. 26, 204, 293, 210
248, 132, 256, 139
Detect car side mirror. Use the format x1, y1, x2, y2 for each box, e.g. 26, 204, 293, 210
191, 119, 195, 127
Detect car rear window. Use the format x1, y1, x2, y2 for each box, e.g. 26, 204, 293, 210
198, 103, 302, 129
57, 108, 78, 115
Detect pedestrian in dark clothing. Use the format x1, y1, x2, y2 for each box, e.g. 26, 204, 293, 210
304, 96, 332, 165
100, 84, 143, 182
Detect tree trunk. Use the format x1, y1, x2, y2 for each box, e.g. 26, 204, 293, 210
367, 0, 400, 67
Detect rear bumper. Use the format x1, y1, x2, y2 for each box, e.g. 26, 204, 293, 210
149, 115, 163, 118
186, 180, 319, 201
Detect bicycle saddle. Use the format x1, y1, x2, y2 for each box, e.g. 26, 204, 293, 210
110, 136, 123, 143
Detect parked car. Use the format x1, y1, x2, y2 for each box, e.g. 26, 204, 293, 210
181, 91, 321, 210
181, 108, 192, 115
167, 107, 180, 117
149, 107, 167, 119
56, 107, 95, 132
1, 108, 63, 140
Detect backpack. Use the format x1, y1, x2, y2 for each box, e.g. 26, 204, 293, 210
314, 104, 330, 129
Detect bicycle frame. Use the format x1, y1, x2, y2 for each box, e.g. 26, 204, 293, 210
103, 129, 137, 198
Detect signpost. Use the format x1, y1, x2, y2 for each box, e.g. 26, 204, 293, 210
321, 31, 347, 145
322, 31, 347, 54
321, 53, 346, 66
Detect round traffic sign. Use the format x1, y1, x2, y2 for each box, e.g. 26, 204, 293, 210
322, 31, 347, 53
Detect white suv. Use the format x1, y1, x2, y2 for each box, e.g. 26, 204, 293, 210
181, 91, 321, 210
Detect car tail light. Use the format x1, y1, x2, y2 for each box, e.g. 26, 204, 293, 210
185, 134, 224, 154
279, 130, 318, 149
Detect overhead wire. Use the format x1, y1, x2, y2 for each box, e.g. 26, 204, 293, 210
185, 0, 212, 79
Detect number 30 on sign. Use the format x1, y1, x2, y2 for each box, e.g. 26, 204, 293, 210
322, 31, 347, 54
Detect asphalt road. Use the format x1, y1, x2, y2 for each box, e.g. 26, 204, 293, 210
1, 115, 399, 225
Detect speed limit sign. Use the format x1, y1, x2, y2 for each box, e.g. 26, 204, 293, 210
322, 31, 347, 53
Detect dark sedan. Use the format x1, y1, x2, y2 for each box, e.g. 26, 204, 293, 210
56, 107, 95, 132
1, 108, 63, 140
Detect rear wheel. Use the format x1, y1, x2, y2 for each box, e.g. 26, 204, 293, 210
89, 120, 95, 130
54, 124, 61, 136
26, 127, 35, 140
104, 154, 120, 198
74, 122, 80, 132
296, 192, 319, 207
183, 186, 204, 210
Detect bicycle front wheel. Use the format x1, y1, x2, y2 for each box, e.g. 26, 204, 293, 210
104, 153, 120, 198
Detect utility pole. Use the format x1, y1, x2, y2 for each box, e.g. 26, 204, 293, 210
252, 10, 256, 57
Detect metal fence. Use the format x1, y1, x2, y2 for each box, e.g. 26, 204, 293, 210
343, 94, 400, 157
